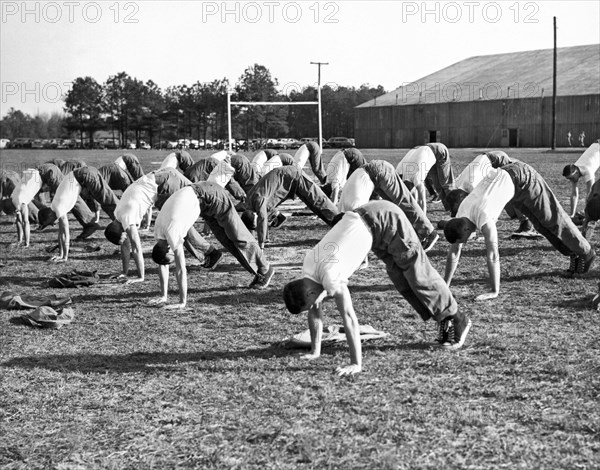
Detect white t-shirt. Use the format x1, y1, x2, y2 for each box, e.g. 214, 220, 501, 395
11, 169, 42, 207
154, 186, 200, 251
396, 146, 436, 186
207, 160, 235, 188
303, 211, 372, 296
51, 171, 82, 219
575, 142, 600, 183
251, 151, 268, 175
457, 168, 515, 230
210, 150, 228, 162
338, 168, 375, 211
326, 151, 350, 190
293, 145, 310, 169
455, 154, 494, 193
115, 173, 158, 228
160, 153, 179, 169
114, 156, 127, 172
261, 156, 283, 177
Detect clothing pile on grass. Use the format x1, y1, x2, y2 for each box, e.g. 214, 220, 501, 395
0, 290, 74, 329
48, 270, 99, 288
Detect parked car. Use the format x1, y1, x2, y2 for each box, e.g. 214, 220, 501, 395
274, 138, 301, 150
264, 138, 279, 149
138, 141, 151, 150
31, 139, 44, 149
300, 137, 328, 148
0, 138, 10, 149
327, 136, 355, 148
11, 138, 32, 148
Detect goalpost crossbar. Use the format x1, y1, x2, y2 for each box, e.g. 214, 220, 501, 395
227, 88, 323, 151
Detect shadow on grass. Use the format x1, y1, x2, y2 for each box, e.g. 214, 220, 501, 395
552, 295, 595, 311
0, 275, 51, 286
267, 239, 321, 248
452, 244, 557, 259
66, 285, 283, 306
0, 341, 432, 373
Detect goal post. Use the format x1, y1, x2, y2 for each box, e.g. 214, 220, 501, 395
226, 89, 323, 152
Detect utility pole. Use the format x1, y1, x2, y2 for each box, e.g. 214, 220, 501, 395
311, 61, 328, 148
551, 16, 557, 150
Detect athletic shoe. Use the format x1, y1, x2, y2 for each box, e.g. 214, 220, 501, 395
593, 283, 600, 311
271, 213, 288, 228
440, 311, 472, 350
430, 196, 442, 203
436, 319, 450, 345
423, 232, 439, 253
249, 265, 275, 289
575, 251, 596, 275
567, 254, 578, 275
593, 294, 600, 311
201, 249, 223, 270
516, 219, 534, 233
76, 223, 101, 240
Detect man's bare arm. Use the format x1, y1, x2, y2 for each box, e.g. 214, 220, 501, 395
444, 242, 463, 286
477, 223, 500, 301
333, 285, 362, 376
570, 181, 579, 217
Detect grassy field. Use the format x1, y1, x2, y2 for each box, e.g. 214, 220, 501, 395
0, 147, 599, 469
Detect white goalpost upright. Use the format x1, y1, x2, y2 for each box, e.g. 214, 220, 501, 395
227, 65, 327, 152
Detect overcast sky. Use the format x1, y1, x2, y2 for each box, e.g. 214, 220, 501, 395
1, 0, 599, 117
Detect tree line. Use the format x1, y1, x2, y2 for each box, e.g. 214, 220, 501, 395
0, 64, 386, 148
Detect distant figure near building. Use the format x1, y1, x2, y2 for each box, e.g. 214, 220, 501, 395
567, 131, 572, 147
580, 131, 586, 147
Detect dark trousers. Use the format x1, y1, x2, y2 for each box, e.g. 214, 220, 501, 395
362, 209, 457, 322
366, 161, 435, 241
294, 174, 340, 225
308, 152, 327, 184
205, 199, 268, 276
504, 165, 592, 257
183, 226, 212, 261
427, 160, 455, 211
77, 170, 120, 220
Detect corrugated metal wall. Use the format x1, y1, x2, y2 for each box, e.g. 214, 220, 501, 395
355, 94, 600, 148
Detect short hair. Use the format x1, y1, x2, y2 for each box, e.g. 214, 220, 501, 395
282, 279, 310, 314
446, 189, 469, 217
38, 207, 57, 228
104, 220, 124, 245
444, 217, 474, 244
152, 241, 174, 265
0, 199, 16, 214
241, 210, 257, 230
563, 164, 580, 179
586, 194, 600, 221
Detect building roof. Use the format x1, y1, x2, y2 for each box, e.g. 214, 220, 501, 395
357, 44, 600, 108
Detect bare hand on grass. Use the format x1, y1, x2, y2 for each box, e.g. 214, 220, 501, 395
475, 292, 498, 301
299, 353, 320, 360
163, 303, 190, 312
147, 297, 167, 306
336, 364, 361, 376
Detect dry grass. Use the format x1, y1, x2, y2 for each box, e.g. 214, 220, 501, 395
1, 147, 599, 469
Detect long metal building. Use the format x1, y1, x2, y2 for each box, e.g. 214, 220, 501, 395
355, 44, 600, 148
